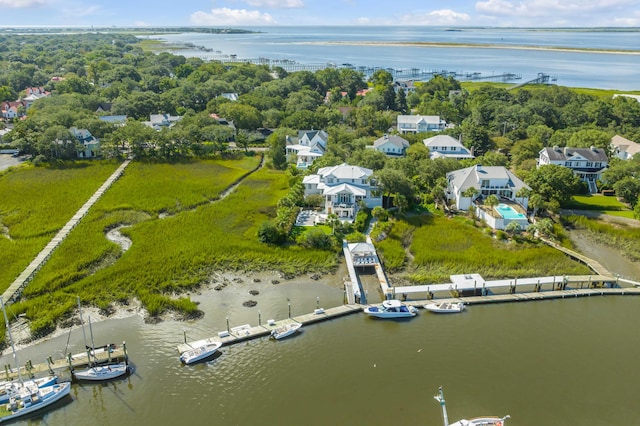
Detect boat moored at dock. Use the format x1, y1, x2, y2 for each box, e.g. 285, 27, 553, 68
73, 362, 130, 382
270, 322, 302, 340
0, 382, 71, 424
363, 300, 417, 318
424, 302, 465, 314
180, 341, 222, 365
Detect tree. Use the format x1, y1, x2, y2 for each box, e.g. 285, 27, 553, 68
485, 194, 499, 208
528, 193, 545, 217
525, 164, 581, 205
217, 103, 262, 130
528, 218, 554, 239
257, 221, 284, 245
613, 177, 640, 207
266, 128, 294, 170
374, 168, 413, 203
505, 221, 522, 237
371, 206, 389, 222
395, 88, 408, 114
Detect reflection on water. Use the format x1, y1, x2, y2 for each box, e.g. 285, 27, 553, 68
3, 235, 640, 425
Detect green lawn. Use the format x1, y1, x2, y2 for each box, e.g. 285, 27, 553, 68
566, 195, 634, 218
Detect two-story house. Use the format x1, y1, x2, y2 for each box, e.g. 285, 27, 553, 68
538, 146, 608, 193
396, 115, 445, 134
143, 113, 182, 131
70, 127, 100, 158
286, 130, 328, 169
369, 134, 410, 157
611, 135, 640, 160
447, 165, 530, 230
423, 135, 474, 160
303, 163, 382, 221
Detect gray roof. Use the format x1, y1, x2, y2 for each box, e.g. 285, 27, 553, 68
541, 146, 608, 162
373, 134, 409, 149
317, 163, 373, 180
447, 165, 530, 193
423, 134, 464, 148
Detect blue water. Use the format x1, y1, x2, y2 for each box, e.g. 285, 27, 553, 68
496, 203, 527, 220
151, 26, 640, 90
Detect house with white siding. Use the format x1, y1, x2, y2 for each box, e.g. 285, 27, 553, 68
286, 130, 328, 169
303, 163, 382, 221
369, 134, 410, 157
538, 146, 608, 193
611, 135, 640, 160
423, 135, 474, 160
396, 115, 445, 134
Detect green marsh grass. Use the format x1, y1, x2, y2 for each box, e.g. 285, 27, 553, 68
15, 159, 338, 337
376, 215, 590, 284
0, 161, 121, 291
564, 215, 640, 262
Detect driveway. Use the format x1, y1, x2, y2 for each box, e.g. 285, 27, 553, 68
0, 154, 25, 172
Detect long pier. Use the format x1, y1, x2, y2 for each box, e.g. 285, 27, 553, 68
176, 304, 361, 354
1, 344, 128, 383
2, 159, 132, 304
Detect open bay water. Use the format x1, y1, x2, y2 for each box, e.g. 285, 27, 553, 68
150, 26, 640, 90
3, 242, 640, 426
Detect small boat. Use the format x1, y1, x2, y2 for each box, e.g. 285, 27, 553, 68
0, 375, 57, 404
363, 300, 418, 319
424, 302, 465, 314
0, 382, 71, 424
270, 322, 302, 340
73, 362, 129, 382
180, 341, 222, 365
434, 386, 510, 426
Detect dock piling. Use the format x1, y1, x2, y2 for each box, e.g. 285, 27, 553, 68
288, 303, 291, 318
258, 310, 261, 326
226, 317, 230, 332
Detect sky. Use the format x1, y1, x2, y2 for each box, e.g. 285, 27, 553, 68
1, 0, 639, 28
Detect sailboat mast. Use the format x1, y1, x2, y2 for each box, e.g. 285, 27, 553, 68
77, 296, 88, 349
434, 386, 450, 426
88, 316, 97, 360
1, 297, 21, 382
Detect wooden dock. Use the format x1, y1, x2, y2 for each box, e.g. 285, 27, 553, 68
177, 304, 361, 354
1, 344, 128, 383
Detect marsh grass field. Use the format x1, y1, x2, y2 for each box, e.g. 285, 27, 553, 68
1, 157, 339, 340
377, 214, 591, 284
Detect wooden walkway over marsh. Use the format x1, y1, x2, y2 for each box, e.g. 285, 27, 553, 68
2, 159, 132, 304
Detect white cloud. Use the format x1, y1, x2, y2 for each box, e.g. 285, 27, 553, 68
61, 4, 103, 18
356, 9, 470, 26
475, 0, 638, 22
0, 0, 47, 8
190, 8, 276, 25
240, 0, 303, 7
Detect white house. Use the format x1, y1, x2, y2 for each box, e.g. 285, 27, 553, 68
538, 146, 608, 193
369, 134, 409, 157
303, 163, 382, 221
143, 113, 182, 130
446, 165, 530, 230
70, 127, 100, 158
286, 130, 328, 169
611, 135, 640, 160
396, 115, 445, 134
423, 134, 474, 160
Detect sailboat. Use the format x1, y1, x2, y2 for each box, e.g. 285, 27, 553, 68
0, 297, 71, 423
434, 386, 510, 426
72, 298, 129, 382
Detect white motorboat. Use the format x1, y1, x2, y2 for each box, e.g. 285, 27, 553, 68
424, 302, 465, 314
434, 386, 510, 426
0, 375, 57, 404
363, 300, 418, 318
0, 297, 72, 423
73, 361, 129, 382
0, 382, 71, 424
270, 322, 302, 340
180, 341, 222, 365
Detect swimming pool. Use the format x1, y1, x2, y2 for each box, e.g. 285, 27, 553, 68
495, 203, 527, 220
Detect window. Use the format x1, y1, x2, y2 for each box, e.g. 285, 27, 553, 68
586, 162, 593, 167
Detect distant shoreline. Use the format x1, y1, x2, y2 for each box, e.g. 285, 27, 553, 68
302, 41, 640, 56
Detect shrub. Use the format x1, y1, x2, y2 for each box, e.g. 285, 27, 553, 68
257, 221, 284, 244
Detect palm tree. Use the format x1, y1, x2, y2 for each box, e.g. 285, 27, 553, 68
485, 194, 500, 208
529, 193, 545, 217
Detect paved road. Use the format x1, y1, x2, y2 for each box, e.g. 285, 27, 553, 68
0, 154, 25, 171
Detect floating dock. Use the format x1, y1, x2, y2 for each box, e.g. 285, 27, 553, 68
1, 343, 128, 383
177, 304, 361, 354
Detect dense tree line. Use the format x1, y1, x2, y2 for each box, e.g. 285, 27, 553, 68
2, 33, 640, 212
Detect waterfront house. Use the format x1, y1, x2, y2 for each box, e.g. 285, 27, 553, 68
303, 163, 382, 221
396, 114, 445, 134
538, 146, 608, 193
0, 102, 24, 120
423, 134, 474, 160
369, 134, 410, 157
611, 135, 640, 160
70, 127, 100, 158
143, 113, 182, 131
286, 130, 328, 169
